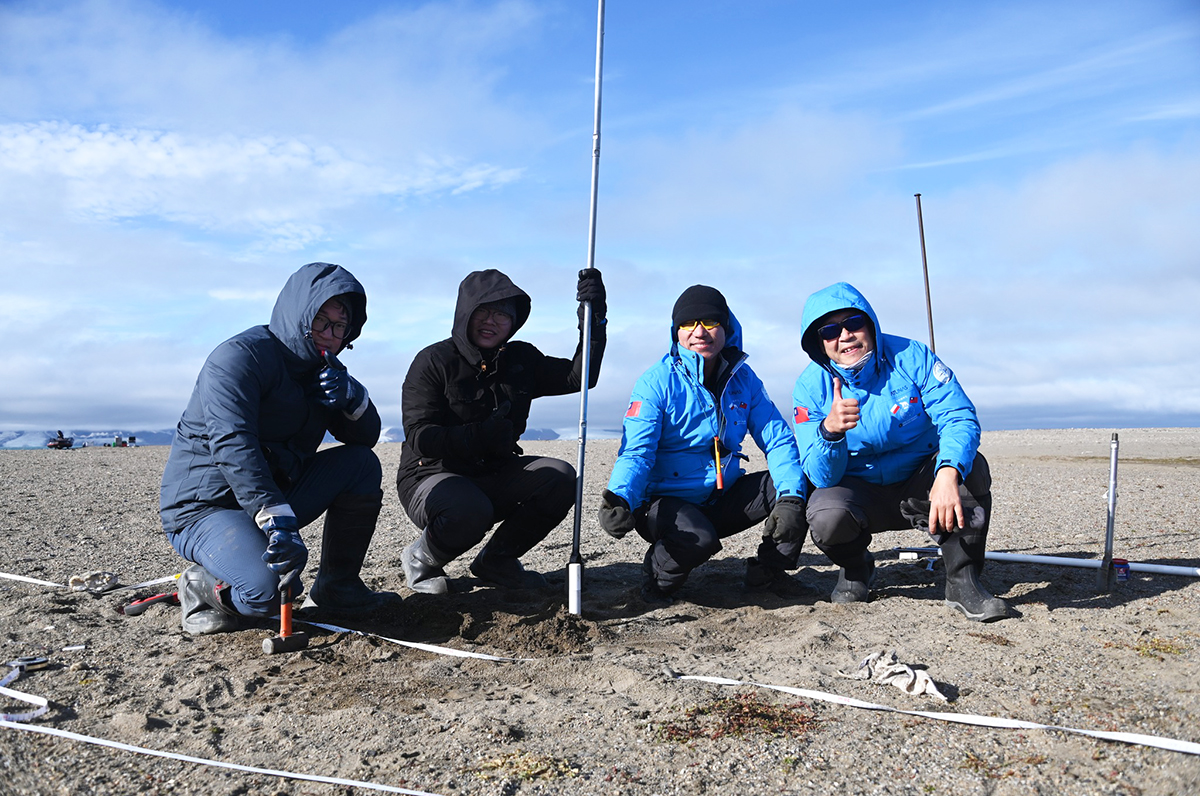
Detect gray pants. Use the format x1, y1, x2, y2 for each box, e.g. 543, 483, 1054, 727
401, 456, 576, 562
806, 452, 991, 567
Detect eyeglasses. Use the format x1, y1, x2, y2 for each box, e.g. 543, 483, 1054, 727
678, 319, 722, 332
312, 315, 349, 339
472, 307, 514, 324
817, 314, 867, 341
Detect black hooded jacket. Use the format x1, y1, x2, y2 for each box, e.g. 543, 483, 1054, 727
396, 269, 605, 507
160, 263, 380, 534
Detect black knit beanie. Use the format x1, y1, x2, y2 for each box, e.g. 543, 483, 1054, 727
671, 285, 729, 329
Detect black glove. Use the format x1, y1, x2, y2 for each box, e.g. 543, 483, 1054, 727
315, 351, 367, 412
476, 401, 514, 458
261, 515, 308, 594
763, 495, 807, 544
576, 268, 606, 325
598, 489, 635, 539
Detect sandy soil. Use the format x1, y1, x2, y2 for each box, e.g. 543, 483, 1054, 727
2, 428, 1199, 796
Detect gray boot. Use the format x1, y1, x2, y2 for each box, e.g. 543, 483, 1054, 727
941, 532, 1008, 622
402, 530, 451, 594
303, 491, 401, 615
179, 565, 242, 635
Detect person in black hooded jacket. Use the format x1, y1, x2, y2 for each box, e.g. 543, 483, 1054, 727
397, 268, 606, 593
160, 262, 397, 635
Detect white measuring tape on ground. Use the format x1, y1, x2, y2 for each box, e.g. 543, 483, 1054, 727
677, 674, 1200, 756
0, 719, 445, 795
0, 570, 180, 593
1, 663, 50, 723
300, 620, 534, 662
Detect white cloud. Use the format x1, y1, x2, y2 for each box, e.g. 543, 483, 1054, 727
0, 122, 522, 249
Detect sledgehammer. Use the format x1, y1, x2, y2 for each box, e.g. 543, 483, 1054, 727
263, 578, 308, 655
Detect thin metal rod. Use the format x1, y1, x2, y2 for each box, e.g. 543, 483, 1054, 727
570, 0, 606, 616
914, 193, 936, 354
1097, 433, 1119, 592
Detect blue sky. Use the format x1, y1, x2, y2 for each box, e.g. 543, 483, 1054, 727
2, 0, 1198, 437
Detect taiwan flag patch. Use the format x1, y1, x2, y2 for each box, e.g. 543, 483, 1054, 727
625, 401, 642, 418
794, 406, 810, 424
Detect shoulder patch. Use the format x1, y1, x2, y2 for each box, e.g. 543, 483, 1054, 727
932, 360, 953, 384
794, 406, 810, 424
625, 400, 642, 418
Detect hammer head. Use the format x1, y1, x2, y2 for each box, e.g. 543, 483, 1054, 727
262, 631, 309, 655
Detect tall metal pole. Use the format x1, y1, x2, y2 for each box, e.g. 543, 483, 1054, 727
1097, 433, 1119, 592
569, 0, 606, 616
914, 193, 936, 354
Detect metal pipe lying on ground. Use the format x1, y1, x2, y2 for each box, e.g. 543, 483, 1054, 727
895, 547, 1200, 578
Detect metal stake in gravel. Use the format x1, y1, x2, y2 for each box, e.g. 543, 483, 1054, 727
569, 0, 607, 617
1097, 432, 1119, 592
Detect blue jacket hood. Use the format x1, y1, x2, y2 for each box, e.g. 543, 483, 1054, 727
268, 262, 367, 367
799, 282, 880, 372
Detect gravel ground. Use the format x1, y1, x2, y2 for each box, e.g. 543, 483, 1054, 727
1, 428, 1199, 796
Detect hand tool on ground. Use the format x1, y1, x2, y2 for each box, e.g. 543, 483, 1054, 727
121, 591, 179, 616
263, 577, 308, 655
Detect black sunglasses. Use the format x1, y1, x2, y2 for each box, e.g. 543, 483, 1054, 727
817, 314, 868, 341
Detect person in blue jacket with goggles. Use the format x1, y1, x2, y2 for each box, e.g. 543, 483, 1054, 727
599, 285, 809, 604
792, 282, 1008, 621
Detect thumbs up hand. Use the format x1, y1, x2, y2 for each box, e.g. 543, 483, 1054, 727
822, 377, 860, 435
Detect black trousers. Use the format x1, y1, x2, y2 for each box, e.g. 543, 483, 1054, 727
806, 452, 991, 567
401, 455, 576, 562
636, 471, 805, 593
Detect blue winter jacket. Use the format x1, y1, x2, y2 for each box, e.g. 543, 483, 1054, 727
792, 282, 980, 489
607, 309, 806, 508
160, 263, 381, 534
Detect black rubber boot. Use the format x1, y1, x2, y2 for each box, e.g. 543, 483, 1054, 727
942, 532, 1008, 622
402, 530, 452, 594
639, 547, 674, 605
304, 491, 400, 614
743, 557, 816, 597
470, 545, 549, 589
829, 548, 876, 604
179, 565, 242, 635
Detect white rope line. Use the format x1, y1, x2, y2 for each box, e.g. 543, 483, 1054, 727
0, 720, 445, 795
678, 674, 1200, 756
300, 620, 534, 662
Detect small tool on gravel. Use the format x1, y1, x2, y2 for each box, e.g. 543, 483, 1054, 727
121, 592, 179, 616
263, 578, 308, 655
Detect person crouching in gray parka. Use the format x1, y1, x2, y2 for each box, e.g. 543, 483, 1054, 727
160, 262, 399, 635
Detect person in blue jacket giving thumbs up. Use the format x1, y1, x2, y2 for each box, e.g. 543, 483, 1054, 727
792, 282, 1008, 622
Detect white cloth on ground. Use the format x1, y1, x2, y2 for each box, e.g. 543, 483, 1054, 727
837, 650, 948, 702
